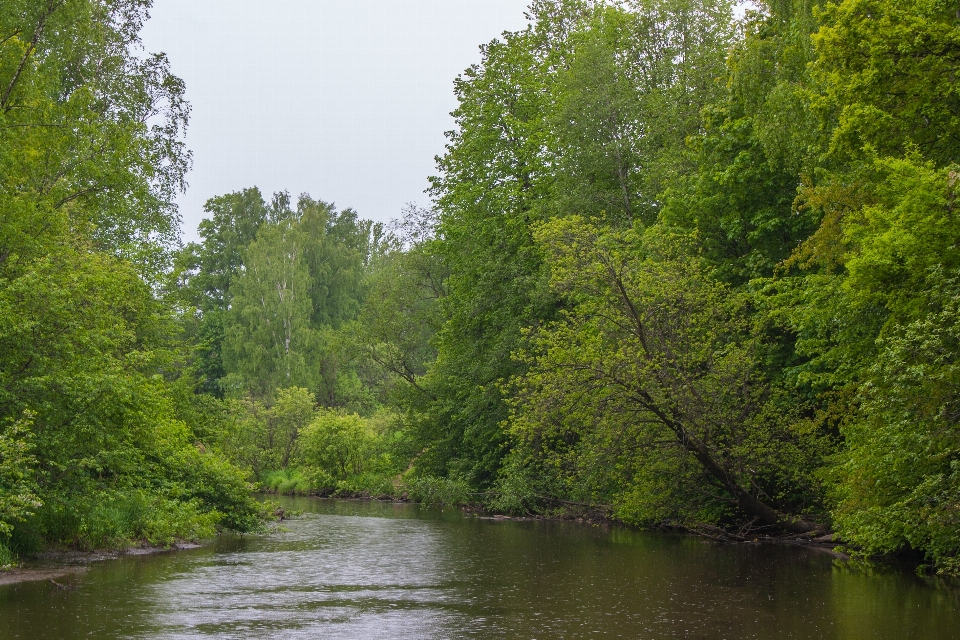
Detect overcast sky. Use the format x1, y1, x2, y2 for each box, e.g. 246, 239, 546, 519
140, 1, 531, 242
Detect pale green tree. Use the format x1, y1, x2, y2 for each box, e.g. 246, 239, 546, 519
223, 217, 320, 400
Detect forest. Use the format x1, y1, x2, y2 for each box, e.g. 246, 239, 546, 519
2, 0, 959, 578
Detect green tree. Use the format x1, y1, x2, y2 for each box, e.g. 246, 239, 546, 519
0, 0, 266, 552
812, 0, 960, 167
506, 218, 827, 532
0, 413, 40, 538
223, 211, 320, 399
0, 0, 190, 281
173, 188, 269, 395
419, 0, 735, 491
830, 267, 960, 575
299, 410, 376, 480
550, 0, 733, 227
358, 206, 446, 401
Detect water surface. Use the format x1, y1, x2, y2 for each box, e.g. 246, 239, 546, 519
1, 498, 957, 639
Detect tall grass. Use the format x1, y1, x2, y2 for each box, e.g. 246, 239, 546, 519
261, 469, 314, 495
0, 540, 16, 569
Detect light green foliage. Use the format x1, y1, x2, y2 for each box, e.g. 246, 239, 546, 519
0, 413, 40, 537
0, 0, 189, 280
180, 189, 270, 311
262, 468, 315, 496
404, 475, 471, 506
750, 0, 960, 572
56, 491, 219, 550
298, 410, 407, 496
181, 190, 380, 410
830, 269, 960, 575
0, 222, 260, 549
298, 411, 377, 480
267, 388, 316, 469
206, 382, 409, 498
173, 188, 269, 395
777, 156, 960, 570
812, 0, 960, 166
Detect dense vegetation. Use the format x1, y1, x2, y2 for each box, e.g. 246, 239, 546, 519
0, 0, 269, 566
2, 0, 959, 578
391, 0, 960, 575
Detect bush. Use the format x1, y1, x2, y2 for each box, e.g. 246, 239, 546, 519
78, 492, 219, 549
167, 444, 265, 533
298, 410, 375, 479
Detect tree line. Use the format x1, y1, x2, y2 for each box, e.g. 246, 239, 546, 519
2, 0, 959, 578
386, 0, 960, 576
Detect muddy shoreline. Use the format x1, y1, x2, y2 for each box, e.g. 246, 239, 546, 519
0, 542, 203, 586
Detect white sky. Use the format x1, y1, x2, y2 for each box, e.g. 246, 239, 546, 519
140, 1, 531, 242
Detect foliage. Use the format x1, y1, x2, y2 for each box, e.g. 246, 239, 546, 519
508, 219, 828, 531
812, 0, 960, 166
830, 269, 960, 575
4, 0, 960, 578
0, 0, 265, 559
294, 409, 407, 495
262, 468, 315, 496
0, 0, 189, 281
298, 410, 376, 479
370, 0, 960, 574
403, 475, 472, 507
0, 413, 40, 537
414, 0, 736, 492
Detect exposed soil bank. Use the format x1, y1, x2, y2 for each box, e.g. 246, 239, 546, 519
0, 566, 87, 586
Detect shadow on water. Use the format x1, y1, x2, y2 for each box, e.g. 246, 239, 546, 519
1, 497, 957, 639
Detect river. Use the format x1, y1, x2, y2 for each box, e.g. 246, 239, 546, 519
0, 498, 957, 639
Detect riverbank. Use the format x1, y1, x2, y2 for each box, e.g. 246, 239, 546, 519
0, 495, 848, 588
3, 496, 955, 639
0, 542, 204, 586
276, 493, 852, 559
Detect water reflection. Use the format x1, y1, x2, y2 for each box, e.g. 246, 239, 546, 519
0, 498, 956, 639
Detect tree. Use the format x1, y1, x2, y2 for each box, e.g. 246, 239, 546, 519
830, 267, 960, 575
299, 410, 375, 479
550, 0, 733, 227
423, 17, 558, 487
0, 0, 190, 281
358, 206, 446, 401
419, 0, 735, 491
506, 218, 827, 533
173, 188, 269, 395
0, 413, 39, 538
223, 211, 319, 399
812, 0, 960, 167
0, 0, 265, 548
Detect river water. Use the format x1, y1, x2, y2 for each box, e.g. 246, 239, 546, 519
1, 498, 957, 639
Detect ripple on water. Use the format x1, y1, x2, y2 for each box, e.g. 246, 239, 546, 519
0, 499, 957, 640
